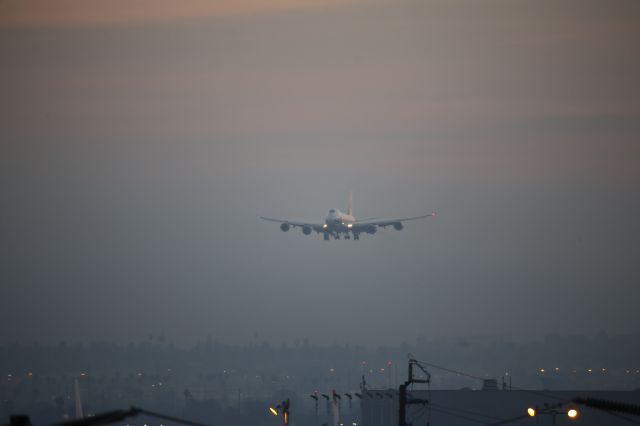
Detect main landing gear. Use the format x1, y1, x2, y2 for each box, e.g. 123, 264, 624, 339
322, 232, 360, 240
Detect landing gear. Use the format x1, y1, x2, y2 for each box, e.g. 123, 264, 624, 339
344, 234, 351, 240
353, 233, 360, 240
323, 233, 330, 240
334, 234, 340, 240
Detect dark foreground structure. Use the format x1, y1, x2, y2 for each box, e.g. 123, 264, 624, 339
5, 388, 640, 426
361, 388, 640, 426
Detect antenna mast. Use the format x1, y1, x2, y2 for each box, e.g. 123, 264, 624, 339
398, 359, 430, 426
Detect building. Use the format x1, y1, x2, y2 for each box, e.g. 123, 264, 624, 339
361, 388, 640, 426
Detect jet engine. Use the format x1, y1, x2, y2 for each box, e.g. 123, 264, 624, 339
393, 222, 404, 231
366, 225, 377, 234
302, 226, 312, 235
280, 223, 291, 232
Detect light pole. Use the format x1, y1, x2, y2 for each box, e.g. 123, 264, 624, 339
321, 393, 330, 420
269, 399, 290, 426
310, 392, 319, 426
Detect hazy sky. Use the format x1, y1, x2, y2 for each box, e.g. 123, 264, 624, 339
1, 0, 639, 346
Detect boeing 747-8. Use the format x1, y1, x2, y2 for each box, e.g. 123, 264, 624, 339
261, 193, 435, 240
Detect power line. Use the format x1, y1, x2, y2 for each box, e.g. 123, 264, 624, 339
414, 359, 568, 402
413, 360, 487, 383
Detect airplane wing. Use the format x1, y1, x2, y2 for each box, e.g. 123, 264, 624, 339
260, 216, 325, 232
353, 212, 436, 229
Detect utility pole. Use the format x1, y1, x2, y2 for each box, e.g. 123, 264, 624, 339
398, 359, 430, 426
310, 391, 319, 426
283, 400, 289, 426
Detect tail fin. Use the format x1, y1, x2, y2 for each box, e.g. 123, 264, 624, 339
347, 192, 353, 216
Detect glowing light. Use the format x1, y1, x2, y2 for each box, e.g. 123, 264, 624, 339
269, 407, 278, 416
322, 224, 328, 228
567, 409, 578, 418
347, 224, 353, 228
539, 368, 545, 373
527, 408, 536, 417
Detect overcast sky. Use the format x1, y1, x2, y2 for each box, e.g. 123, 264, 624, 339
1, 0, 639, 346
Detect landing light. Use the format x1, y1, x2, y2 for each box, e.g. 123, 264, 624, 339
567, 409, 578, 418
527, 408, 536, 417
269, 407, 278, 416
322, 224, 328, 228
347, 224, 353, 228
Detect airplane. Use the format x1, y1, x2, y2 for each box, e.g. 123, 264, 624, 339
260, 193, 435, 240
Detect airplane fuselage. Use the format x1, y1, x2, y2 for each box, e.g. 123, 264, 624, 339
323, 208, 355, 234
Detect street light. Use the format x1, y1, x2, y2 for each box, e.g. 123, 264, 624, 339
310, 392, 319, 426
526, 405, 579, 425
268, 399, 290, 426
344, 393, 353, 409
